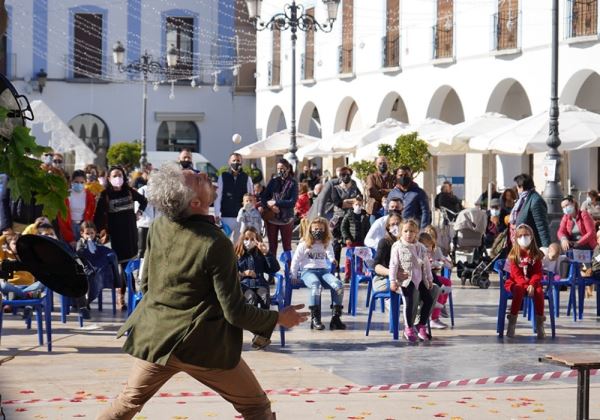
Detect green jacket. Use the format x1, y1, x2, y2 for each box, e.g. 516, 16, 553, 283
117, 214, 278, 369
515, 190, 551, 248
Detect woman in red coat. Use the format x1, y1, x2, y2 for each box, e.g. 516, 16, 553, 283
505, 224, 546, 338
557, 195, 597, 251
57, 170, 96, 248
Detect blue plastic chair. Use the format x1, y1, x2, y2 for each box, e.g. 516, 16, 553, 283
441, 266, 456, 327
270, 262, 287, 347
347, 247, 374, 316
495, 259, 556, 338
0, 291, 52, 352
124, 259, 143, 317
365, 278, 402, 339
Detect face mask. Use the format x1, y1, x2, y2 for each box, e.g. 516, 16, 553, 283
490, 208, 500, 217
340, 174, 351, 184
243, 239, 255, 250
378, 163, 388, 173
180, 160, 193, 170
389, 225, 400, 237
72, 183, 84, 193
311, 230, 324, 241
517, 235, 532, 248
87, 239, 97, 254
353, 205, 362, 214
231, 162, 242, 172
563, 205, 575, 215
244, 203, 254, 211
110, 176, 124, 188
87, 173, 97, 182
278, 170, 287, 178
397, 176, 411, 187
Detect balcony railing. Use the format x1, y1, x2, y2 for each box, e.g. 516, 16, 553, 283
337, 45, 353, 74
301, 52, 315, 80
432, 24, 454, 60
492, 11, 521, 51
566, 0, 598, 38
382, 34, 400, 68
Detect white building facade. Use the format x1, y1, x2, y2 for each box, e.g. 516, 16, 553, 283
255, 0, 600, 205
4, 0, 258, 170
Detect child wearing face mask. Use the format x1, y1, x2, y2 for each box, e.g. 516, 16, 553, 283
234, 227, 279, 309
389, 219, 434, 342
290, 217, 346, 330
236, 194, 263, 235
341, 196, 371, 282
505, 223, 546, 338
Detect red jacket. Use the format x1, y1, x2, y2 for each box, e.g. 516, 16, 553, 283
557, 209, 597, 250
57, 190, 96, 243
294, 193, 311, 218
506, 249, 543, 292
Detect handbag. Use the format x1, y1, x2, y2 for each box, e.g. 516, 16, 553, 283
261, 207, 276, 223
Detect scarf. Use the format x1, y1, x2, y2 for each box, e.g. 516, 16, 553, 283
509, 190, 531, 226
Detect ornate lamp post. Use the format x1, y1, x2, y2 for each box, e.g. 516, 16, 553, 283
245, 0, 341, 170
542, 0, 563, 235
112, 41, 178, 167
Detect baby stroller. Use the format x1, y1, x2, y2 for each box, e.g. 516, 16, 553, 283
451, 207, 492, 289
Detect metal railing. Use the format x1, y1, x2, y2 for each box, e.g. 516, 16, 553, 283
382, 34, 400, 68
492, 11, 521, 51
566, 0, 598, 38
337, 44, 353, 74
432, 24, 454, 59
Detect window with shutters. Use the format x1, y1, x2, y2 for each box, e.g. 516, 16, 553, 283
166, 17, 194, 78
433, 0, 453, 59
270, 28, 281, 86
494, 0, 519, 50
569, 0, 598, 38
339, 0, 353, 74
383, 0, 400, 67
73, 13, 103, 78
303, 7, 315, 80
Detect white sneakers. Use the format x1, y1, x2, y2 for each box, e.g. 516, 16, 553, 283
430, 319, 448, 329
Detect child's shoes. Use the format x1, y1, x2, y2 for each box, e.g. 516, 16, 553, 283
403, 326, 417, 342
416, 324, 430, 341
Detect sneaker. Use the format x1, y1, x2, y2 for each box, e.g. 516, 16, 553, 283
403, 326, 417, 342
79, 307, 91, 320
440, 305, 449, 318
434, 302, 444, 309
440, 285, 452, 294
416, 324, 430, 341
430, 318, 448, 329
22, 305, 32, 320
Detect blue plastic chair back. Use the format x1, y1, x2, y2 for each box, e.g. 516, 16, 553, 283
124, 259, 143, 316
221, 223, 232, 237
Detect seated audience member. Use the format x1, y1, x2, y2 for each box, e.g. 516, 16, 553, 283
592, 231, 600, 277
485, 198, 507, 247
364, 197, 403, 249
558, 195, 597, 252
234, 227, 279, 309
22, 216, 51, 235
542, 242, 567, 279
341, 196, 370, 282
0, 231, 43, 303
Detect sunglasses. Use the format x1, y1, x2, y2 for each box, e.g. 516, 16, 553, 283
53, 160, 63, 164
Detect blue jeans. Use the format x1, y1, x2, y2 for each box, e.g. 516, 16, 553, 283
300, 268, 344, 308
0, 281, 45, 298
71, 221, 82, 242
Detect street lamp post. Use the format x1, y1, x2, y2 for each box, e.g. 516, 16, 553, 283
112, 41, 178, 168
542, 0, 563, 235
245, 0, 341, 170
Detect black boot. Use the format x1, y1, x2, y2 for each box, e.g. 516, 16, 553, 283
330, 305, 347, 330
309, 305, 325, 330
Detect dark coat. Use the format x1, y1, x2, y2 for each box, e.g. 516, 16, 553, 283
341, 211, 371, 243
387, 182, 432, 229
514, 190, 551, 248
118, 215, 278, 369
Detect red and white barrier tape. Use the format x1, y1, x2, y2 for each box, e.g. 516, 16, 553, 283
3, 369, 596, 406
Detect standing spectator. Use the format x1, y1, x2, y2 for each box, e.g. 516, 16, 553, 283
500, 188, 518, 226
509, 174, 551, 249
365, 156, 395, 224
135, 182, 159, 261
434, 181, 463, 220
330, 167, 361, 271
133, 164, 152, 189
178, 148, 198, 172
261, 159, 298, 256
215, 153, 253, 242
0, 174, 12, 233
94, 166, 147, 311
485, 198, 507, 247
387, 166, 431, 229
475, 182, 501, 209
581, 190, 600, 223
341, 196, 370, 282
56, 170, 97, 247
84, 164, 105, 197
557, 195, 597, 251
298, 165, 316, 189
237, 193, 263, 234
295, 182, 311, 220
253, 182, 265, 204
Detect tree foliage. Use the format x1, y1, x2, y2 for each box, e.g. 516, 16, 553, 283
107, 142, 141, 171
0, 112, 68, 220
350, 132, 431, 183
377, 132, 431, 176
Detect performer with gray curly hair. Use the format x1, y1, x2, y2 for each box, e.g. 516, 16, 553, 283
98, 162, 308, 420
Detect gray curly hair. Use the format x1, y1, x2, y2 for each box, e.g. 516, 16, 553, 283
147, 162, 196, 221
